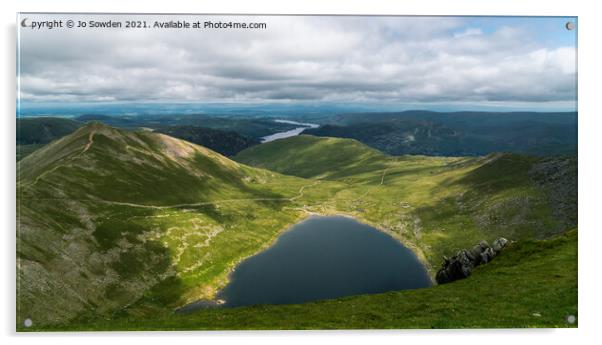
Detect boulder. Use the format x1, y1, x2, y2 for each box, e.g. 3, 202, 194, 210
492, 237, 509, 252
480, 247, 496, 263
435, 249, 474, 284
435, 267, 452, 284
470, 240, 491, 266
435, 237, 509, 285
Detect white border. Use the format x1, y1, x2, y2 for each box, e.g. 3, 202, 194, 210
2, 1, 601, 344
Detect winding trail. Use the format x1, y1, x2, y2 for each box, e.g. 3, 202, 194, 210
21, 180, 322, 211
290, 181, 320, 201
82, 131, 95, 153
100, 180, 321, 209
379, 168, 388, 186
352, 167, 389, 203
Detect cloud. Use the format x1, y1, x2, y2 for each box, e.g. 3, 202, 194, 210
18, 15, 577, 106
453, 27, 482, 38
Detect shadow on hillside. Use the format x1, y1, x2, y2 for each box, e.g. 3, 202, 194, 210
438, 154, 535, 192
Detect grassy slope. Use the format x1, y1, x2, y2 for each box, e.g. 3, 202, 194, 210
17, 144, 44, 161
28, 229, 577, 330
17, 123, 344, 325
17, 128, 577, 329
235, 135, 388, 179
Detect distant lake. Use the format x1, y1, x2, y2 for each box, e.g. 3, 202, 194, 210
260, 119, 319, 142
194, 216, 431, 309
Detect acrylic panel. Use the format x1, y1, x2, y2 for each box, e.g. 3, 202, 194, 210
16, 13, 577, 331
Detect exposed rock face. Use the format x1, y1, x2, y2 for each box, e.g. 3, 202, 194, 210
529, 156, 577, 236
436, 237, 508, 284
492, 237, 509, 252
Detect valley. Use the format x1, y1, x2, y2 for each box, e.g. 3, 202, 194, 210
16, 120, 577, 330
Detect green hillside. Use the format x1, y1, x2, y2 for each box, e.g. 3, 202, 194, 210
17, 127, 577, 329
235, 135, 388, 179
17, 144, 44, 161
17, 123, 330, 326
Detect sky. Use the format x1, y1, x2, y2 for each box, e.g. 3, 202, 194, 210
17, 14, 578, 112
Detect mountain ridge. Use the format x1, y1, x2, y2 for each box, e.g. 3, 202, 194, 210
17, 123, 316, 325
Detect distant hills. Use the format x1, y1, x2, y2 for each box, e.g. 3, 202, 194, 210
18, 111, 578, 160
155, 126, 259, 156
304, 111, 577, 156
17, 117, 82, 145
16, 117, 267, 159
73, 114, 299, 139
16, 117, 83, 161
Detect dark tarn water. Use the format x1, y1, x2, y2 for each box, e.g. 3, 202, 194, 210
177, 216, 431, 313
215, 215, 432, 308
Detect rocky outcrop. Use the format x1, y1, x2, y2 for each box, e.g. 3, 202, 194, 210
529, 156, 577, 235
436, 238, 508, 285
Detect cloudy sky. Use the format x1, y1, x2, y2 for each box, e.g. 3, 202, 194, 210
18, 14, 577, 111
